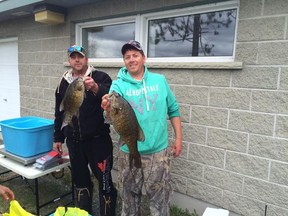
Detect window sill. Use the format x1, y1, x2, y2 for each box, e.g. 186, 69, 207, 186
64, 61, 243, 70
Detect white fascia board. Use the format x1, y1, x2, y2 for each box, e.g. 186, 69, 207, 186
0, 0, 43, 12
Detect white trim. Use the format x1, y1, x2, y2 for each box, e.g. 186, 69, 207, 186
135, 15, 142, 42
146, 56, 235, 63
0, 37, 18, 43
76, 16, 136, 28
142, 0, 238, 20
75, 16, 136, 46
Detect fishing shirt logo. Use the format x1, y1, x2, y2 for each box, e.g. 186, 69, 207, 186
126, 84, 159, 96
125, 84, 159, 114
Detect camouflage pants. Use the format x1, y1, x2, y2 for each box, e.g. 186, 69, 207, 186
118, 148, 173, 216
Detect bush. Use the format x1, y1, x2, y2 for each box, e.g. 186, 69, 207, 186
170, 205, 199, 216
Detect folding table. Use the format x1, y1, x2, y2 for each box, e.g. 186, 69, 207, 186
0, 152, 74, 216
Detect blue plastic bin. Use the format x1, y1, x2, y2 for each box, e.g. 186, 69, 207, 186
0, 116, 54, 158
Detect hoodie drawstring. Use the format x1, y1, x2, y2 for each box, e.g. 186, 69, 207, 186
142, 79, 150, 111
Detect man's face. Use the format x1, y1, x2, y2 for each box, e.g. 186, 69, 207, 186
123, 49, 146, 76
68, 53, 88, 72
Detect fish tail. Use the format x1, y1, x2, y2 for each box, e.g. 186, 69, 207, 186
130, 153, 142, 169
135, 156, 142, 168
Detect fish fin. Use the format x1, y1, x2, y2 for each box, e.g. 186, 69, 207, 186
137, 126, 145, 142
118, 138, 125, 146
104, 119, 111, 124
59, 101, 64, 112
61, 120, 74, 130
130, 153, 141, 169
76, 111, 80, 119
68, 121, 74, 128
61, 122, 67, 130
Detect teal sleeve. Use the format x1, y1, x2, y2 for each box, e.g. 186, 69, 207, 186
164, 76, 180, 118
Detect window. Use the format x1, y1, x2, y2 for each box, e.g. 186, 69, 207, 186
81, 22, 135, 58
75, 0, 238, 63
148, 9, 236, 58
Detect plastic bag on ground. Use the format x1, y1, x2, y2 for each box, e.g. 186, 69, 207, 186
51, 206, 90, 216
2, 200, 35, 216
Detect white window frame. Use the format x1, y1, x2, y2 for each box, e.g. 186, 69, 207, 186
75, 0, 238, 63
75, 16, 136, 63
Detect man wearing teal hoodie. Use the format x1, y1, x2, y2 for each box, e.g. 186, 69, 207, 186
102, 40, 182, 216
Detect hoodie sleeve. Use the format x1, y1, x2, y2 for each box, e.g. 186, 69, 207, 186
164, 76, 180, 118
92, 70, 112, 98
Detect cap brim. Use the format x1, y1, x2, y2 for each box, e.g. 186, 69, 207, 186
121, 44, 143, 55
69, 51, 86, 57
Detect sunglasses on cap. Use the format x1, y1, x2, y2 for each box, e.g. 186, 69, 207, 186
68, 45, 84, 52
67, 45, 86, 56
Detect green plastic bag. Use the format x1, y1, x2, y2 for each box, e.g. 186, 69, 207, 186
53, 206, 89, 216
3, 200, 35, 216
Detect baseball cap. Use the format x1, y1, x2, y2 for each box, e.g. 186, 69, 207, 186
121, 40, 144, 55
67, 45, 86, 57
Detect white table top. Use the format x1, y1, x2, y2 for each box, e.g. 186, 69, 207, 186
0, 154, 70, 179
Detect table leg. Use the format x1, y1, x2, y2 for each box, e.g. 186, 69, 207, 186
34, 178, 40, 216
69, 166, 75, 203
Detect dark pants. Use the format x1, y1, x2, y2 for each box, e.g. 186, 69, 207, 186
66, 134, 117, 215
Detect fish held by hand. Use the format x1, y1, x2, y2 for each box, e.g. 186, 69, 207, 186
60, 77, 85, 129
108, 91, 145, 169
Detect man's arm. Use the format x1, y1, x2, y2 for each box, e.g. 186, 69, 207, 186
170, 116, 182, 158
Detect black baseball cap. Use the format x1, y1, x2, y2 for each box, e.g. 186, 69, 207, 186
121, 40, 144, 55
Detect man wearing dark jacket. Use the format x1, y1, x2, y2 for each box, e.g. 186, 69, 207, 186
53, 45, 117, 215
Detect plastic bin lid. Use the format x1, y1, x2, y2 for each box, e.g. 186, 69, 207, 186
0, 116, 53, 130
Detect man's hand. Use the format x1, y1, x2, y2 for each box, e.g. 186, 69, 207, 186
170, 139, 182, 158
54, 142, 63, 155
83, 76, 98, 93
101, 94, 111, 112
0, 185, 14, 201
101, 94, 111, 123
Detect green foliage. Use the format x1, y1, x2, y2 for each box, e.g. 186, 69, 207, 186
170, 205, 199, 216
